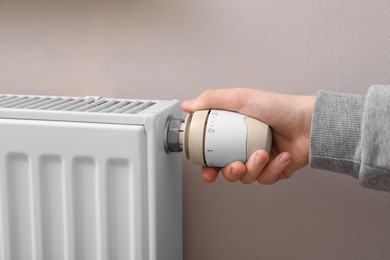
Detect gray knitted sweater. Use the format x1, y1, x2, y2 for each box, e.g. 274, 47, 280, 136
310, 85, 390, 192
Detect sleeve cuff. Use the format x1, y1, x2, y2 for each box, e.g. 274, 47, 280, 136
309, 90, 365, 178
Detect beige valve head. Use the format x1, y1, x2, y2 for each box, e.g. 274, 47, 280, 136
177, 110, 272, 167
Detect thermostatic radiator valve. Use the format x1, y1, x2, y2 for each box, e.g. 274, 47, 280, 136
166, 110, 272, 167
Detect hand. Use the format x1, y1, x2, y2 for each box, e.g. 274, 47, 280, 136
181, 88, 316, 185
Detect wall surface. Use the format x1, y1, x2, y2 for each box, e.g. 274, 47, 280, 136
1, 0, 390, 259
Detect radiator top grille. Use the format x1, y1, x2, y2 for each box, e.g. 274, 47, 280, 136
0, 95, 156, 114
0, 94, 180, 125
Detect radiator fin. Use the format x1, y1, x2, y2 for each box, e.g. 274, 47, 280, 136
107, 159, 131, 260
0, 95, 156, 114
73, 157, 98, 260
6, 153, 33, 260
40, 155, 65, 260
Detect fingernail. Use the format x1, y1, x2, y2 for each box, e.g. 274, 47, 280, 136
255, 153, 264, 166
279, 153, 290, 164
181, 99, 195, 109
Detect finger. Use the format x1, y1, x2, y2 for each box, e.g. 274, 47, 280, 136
240, 150, 269, 184
201, 166, 221, 183
221, 161, 246, 183
257, 152, 291, 185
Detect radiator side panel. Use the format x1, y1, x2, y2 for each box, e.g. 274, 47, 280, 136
145, 106, 183, 260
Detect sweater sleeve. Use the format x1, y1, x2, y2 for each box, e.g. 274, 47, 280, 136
309, 85, 390, 192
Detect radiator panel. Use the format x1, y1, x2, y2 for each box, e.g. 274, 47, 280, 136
0, 119, 148, 260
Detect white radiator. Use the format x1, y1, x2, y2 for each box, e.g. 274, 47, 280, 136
0, 94, 182, 260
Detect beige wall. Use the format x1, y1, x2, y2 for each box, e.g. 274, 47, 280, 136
1, 0, 390, 259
